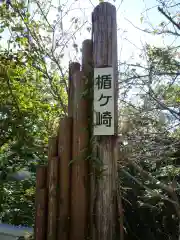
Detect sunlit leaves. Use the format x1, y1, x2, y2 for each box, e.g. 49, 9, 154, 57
0, 51, 66, 225
140, 15, 143, 24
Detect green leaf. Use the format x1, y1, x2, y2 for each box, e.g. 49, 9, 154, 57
0, 28, 4, 33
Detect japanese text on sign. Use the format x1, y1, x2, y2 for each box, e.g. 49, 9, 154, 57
93, 67, 114, 135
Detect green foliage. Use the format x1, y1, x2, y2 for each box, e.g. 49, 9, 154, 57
0, 0, 68, 227
119, 3, 180, 236
146, 45, 179, 73
0, 179, 35, 226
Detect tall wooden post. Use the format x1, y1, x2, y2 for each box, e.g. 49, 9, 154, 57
92, 2, 118, 240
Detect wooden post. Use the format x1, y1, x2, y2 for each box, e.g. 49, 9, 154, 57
81, 39, 94, 238
70, 70, 89, 240
92, 2, 118, 240
68, 62, 81, 117
82, 40, 93, 78
81, 39, 93, 129
48, 136, 58, 160
36, 166, 47, 189
57, 117, 72, 240
47, 137, 58, 240
34, 166, 48, 240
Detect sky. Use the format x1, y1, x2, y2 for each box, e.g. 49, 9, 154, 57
0, 0, 179, 104
1, 0, 178, 66
45, 0, 178, 65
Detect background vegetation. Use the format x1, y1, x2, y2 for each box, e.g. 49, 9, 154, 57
0, 0, 179, 239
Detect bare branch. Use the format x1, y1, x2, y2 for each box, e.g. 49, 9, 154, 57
125, 18, 180, 37
158, 7, 180, 31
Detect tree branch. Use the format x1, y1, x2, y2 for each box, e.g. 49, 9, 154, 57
158, 7, 180, 31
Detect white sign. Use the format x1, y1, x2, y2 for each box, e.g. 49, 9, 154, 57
93, 67, 114, 136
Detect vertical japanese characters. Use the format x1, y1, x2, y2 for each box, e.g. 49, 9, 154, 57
93, 67, 114, 135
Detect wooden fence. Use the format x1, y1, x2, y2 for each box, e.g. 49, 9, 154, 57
34, 38, 92, 240
34, 2, 122, 240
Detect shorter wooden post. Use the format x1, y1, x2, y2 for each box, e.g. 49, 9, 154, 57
36, 166, 47, 189
57, 117, 72, 240
48, 136, 58, 160
82, 39, 93, 239
70, 70, 89, 240
47, 137, 58, 240
34, 166, 48, 240
68, 62, 81, 117
47, 157, 59, 240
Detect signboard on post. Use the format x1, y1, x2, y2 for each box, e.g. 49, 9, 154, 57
93, 67, 114, 136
